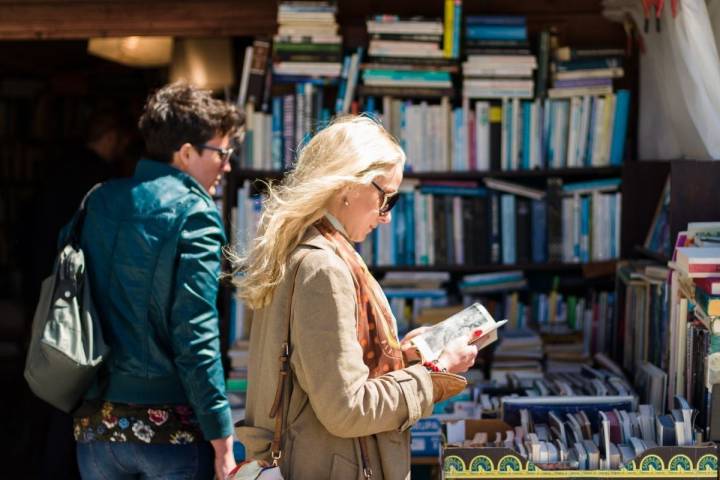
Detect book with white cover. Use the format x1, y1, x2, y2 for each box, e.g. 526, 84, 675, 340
411, 303, 507, 361
675, 247, 720, 278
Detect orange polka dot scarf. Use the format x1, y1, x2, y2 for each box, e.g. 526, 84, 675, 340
315, 218, 404, 378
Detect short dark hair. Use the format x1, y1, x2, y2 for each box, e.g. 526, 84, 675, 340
138, 82, 244, 163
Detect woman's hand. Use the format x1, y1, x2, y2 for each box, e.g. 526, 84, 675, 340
435, 333, 479, 374
400, 326, 431, 344
210, 436, 236, 480
400, 326, 431, 363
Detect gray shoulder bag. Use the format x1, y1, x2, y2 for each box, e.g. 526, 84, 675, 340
24, 183, 109, 413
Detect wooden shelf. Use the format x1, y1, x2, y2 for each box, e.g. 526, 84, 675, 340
634, 245, 670, 264
357, 85, 456, 99
410, 456, 440, 466
233, 166, 623, 183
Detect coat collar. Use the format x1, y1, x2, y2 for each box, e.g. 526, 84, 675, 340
133, 158, 212, 202
298, 225, 340, 254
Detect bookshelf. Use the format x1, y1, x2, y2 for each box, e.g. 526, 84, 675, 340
622, 160, 720, 261
234, 165, 622, 181
222, 4, 634, 331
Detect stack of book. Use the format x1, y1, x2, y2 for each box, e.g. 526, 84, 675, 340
379, 271, 450, 335
541, 45, 631, 168
612, 223, 720, 440
559, 178, 623, 263
491, 329, 543, 385
362, 15, 454, 97
272, 1, 342, 83
663, 222, 720, 437
548, 46, 626, 98
459, 270, 528, 295
460, 16, 538, 172
238, 1, 344, 170
462, 15, 536, 99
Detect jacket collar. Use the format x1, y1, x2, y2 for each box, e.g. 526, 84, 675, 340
298, 225, 340, 254
134, 158, 212, 202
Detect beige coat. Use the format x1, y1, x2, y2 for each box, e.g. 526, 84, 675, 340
236, 226, 435, 479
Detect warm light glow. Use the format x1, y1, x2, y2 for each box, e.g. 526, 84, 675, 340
87, 37, 173, 67
170, 38, 235, 91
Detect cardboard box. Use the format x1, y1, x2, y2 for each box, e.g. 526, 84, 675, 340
411, 417, 443, 457
442, 420, 719, 479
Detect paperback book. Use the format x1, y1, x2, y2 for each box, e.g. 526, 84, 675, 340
412, 302, 507, 361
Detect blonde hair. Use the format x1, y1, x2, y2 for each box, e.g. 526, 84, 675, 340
233, 115, 406, 309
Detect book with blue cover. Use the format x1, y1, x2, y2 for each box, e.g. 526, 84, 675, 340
609, 89, 631, 165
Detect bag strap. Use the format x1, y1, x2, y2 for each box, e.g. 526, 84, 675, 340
268, 248, 312, 465
67, 182, 103, 248
267, 247, 373, 478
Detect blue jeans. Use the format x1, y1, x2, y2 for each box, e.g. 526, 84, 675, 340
76, 441, 214, 480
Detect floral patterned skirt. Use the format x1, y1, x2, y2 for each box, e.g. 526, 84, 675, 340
74, 400, 205, 444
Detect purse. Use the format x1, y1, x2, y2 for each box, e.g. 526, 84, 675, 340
24, 184, 109, 413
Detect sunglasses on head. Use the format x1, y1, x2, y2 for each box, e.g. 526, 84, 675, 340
371, 180, 400, 216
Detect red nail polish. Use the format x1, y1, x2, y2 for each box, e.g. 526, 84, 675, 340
473, 329, 483, 338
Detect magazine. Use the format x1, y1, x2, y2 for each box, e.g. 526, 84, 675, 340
411, 303, 508, 362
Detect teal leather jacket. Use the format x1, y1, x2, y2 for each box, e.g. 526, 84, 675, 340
72, 159, 232, 440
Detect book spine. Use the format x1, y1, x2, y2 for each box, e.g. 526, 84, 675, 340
531, 199, 548, 263
535, 29, 550, 98
443, 0, 454, 58
237, 45, 253, 107
271, 97, 283, 170
555, 57, 623, 71
609, 89, 631, 165
342, 49, 362, 114
468, 107, 477, 171
580, 195, 590, 262
273, 52, 342, 63
465, 15, 526, 26
282, 94, 295, 167
515, 197, 531, 263
406, 192, 416, 265
453, 196, 463, 264
444, 195, 455, 264
489, 192, 501, 264
489, 103, 502, 171
554, 77, 613, 89
511, 98, 521, 170
475, 101, 490, 171
521, 101, 532, 170
247, 39, 271, 109
501, 194, 516, 264
466, 25, 527, 41
452, 0, 462, 59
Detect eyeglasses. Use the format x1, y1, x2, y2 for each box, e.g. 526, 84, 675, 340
371, 180, 400, 216
194, 144, 234, 164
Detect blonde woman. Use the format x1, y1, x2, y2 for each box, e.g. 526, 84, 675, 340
234, 115, 478, 479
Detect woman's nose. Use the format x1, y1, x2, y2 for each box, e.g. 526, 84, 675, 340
378, 211, 392, 223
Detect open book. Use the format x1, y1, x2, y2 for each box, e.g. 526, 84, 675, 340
411, 303, 508, 362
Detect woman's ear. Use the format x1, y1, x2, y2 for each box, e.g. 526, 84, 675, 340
346, 184, 363, 201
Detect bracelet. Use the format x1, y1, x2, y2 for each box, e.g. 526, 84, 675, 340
422, 361, 447, 373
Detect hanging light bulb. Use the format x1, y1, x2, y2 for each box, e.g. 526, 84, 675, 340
87, 36, 173, 67
170, 38, 235, 91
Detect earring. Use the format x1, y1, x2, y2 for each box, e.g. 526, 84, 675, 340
344, 199, 350, 207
